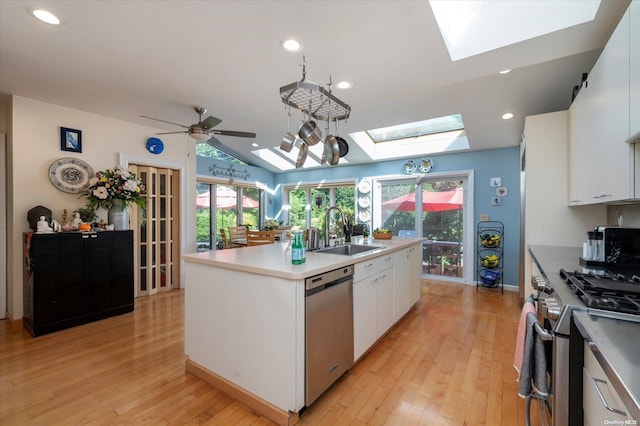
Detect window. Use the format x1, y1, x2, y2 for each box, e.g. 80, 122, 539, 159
285, 182, 355, 236
196, 181, 262, 251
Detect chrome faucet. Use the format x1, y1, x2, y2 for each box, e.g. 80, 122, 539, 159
324, 206, 347, 247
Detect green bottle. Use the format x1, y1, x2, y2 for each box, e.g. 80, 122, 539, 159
292, 230, 306, 265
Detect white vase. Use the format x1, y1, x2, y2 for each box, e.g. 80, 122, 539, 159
108, 199, 129, 230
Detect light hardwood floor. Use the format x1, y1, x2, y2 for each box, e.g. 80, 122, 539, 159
0, 280, 540, 425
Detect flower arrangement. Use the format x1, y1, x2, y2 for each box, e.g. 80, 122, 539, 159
84, 167, 147, 211
262, 218, 283, 231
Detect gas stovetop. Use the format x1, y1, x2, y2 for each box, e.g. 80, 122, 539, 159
559, 268, 640, 315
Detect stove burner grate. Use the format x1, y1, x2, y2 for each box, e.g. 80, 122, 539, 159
559, 268, 640, 315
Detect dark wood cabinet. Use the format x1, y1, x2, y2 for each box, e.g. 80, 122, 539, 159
23, 231, 134, 336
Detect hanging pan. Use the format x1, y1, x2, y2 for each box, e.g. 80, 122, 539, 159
334, 119, 349, 158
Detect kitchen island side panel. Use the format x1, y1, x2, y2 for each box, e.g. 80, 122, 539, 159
184, 262, 305, 412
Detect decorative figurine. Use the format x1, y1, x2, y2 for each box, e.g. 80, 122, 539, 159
72, 212, 82, 230
36, 216, 53, 233
51, 220, 62, 232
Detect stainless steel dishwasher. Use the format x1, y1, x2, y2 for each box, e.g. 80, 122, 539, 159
305, 265, 354, 406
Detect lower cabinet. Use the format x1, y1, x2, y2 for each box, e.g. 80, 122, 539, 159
583, 342, 634, 424
23, 231, 134, 336
353, 266, 393, 361
393, 244, 421, 319
353, 243, 421, 361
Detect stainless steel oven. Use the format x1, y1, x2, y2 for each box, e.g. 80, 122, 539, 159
531, 265, 640, 426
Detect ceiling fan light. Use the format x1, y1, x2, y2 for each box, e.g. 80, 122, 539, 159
190, 130, 211, 141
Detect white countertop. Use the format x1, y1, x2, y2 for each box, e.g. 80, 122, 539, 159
183, 236, 424, 280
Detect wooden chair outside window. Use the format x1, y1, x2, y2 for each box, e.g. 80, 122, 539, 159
220, 229, 241, 249
228, 225, 248, 246
246, 230, 276, 246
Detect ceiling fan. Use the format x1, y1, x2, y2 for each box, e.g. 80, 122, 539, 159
140, 106, 256, 143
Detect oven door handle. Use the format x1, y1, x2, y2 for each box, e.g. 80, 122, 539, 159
590, 377, 628, 416
533, 322, 553, 341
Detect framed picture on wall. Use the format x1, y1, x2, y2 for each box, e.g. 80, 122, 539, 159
60, 127, 82, 153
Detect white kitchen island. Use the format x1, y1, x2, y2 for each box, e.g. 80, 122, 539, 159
183, 237, 423, 426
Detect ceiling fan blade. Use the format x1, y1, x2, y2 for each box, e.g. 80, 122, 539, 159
154, 131, 188, 135
140, 115, 190, 129
200, 115, 222, 129
213, 130, 257, 138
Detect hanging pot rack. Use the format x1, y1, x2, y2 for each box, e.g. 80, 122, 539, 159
279, 57, 351, 122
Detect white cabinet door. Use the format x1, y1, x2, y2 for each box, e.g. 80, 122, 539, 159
407, 244, 421, 305
589, 7, 631, 202
631, 0, 640, 137
376, 267, 395, 338
393, 244, 421, 321
393, 251, 410, 322
568, 87, 596, 205
569, 6, 632, 204
353, 276, 377, 361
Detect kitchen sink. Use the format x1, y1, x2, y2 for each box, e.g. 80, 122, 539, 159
314, 244, 384, 256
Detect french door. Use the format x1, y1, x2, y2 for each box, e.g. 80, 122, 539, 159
131, 165, 180, 296
375, 171, 473, 283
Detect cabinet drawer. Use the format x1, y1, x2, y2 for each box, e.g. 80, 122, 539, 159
583, 342, 632, 423
354, 253, 394, 281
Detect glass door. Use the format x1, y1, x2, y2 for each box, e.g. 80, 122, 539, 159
376, 174, 469, 283
420, 180, 464, 280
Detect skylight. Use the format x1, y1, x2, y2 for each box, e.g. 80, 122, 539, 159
350, 114, 470, 161
196, 143, 247, 164
429, 0, 601, 61
367, 114, 465, 143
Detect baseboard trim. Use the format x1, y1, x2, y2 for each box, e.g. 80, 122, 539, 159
185, 359, 299, 426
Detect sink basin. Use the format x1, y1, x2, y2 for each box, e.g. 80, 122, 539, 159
315, 244, 384, 256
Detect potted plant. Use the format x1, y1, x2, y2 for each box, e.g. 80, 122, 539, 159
73, 205, 98, 224
262, 219, 283, 231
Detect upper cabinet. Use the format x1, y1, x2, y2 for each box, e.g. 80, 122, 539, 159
569, 3, 636, 205
631, 0, 640, 138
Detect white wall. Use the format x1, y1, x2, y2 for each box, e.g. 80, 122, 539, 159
523, 111, 606, 298
7, 96, 196, 319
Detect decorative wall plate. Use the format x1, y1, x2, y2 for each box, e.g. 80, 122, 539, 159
358, 210, 371, 222
49, 157, 94, 193
402, 160, 417, 174
358, 195, 371, 208
419, 157, 434, 173
357, 179, 371, 194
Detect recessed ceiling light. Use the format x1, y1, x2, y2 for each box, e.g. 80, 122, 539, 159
502, 113, 514, 120
334, 81, 353, 90
281, 39, 303, 53
30, 9, 62, 25
499, 69, 511, 74
251, 142, 259, 147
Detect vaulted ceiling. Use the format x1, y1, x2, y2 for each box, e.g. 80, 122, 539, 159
0, 0, 630, 173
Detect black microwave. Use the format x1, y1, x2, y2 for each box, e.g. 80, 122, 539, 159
600, 227, 640, 268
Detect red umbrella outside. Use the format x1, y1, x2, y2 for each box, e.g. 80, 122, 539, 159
382, 188, 463, 212
196, 187, 259, 209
